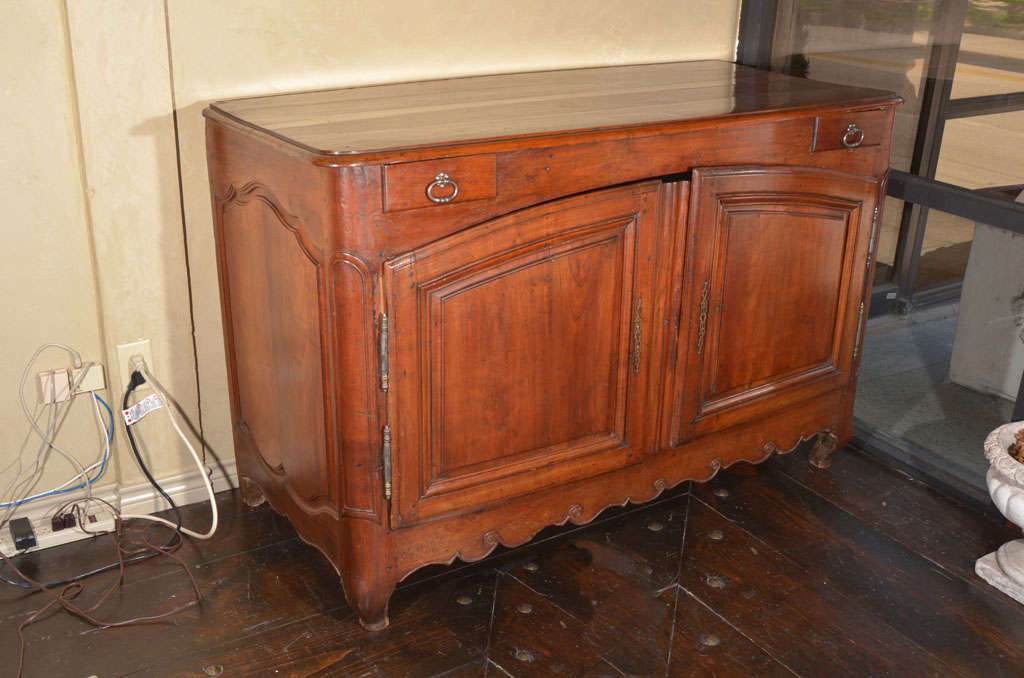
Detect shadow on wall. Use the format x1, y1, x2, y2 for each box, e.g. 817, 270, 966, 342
128, 109, 233, 492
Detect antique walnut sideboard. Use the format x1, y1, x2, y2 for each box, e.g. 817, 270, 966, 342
204, 61, 899, 629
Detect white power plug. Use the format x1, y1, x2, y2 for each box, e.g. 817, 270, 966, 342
116, 339, 153, 390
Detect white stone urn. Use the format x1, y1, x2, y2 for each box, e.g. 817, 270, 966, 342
976, 421, 1024, 602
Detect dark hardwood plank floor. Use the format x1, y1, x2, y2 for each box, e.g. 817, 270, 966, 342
2, 444, 1023, 677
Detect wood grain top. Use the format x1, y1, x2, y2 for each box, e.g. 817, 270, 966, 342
208, 60, 899, 157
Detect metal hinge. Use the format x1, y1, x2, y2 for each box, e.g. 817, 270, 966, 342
852, 301, 865, 360
631, 297, 643, 373
381, 425, 392, 500
379, 313, 389, 392
866, 206, 879, 267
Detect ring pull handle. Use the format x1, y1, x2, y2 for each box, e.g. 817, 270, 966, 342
426, 172, 459, 204
841, 122, 865, 149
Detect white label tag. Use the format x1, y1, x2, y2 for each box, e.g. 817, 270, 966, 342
122, 393, 164, 425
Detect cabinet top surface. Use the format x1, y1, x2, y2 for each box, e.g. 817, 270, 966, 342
207, 60, 899, 157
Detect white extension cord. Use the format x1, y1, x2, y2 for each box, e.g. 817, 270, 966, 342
118, 358, 219, 540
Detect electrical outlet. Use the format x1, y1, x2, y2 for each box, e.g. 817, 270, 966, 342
116, 339, 153, 389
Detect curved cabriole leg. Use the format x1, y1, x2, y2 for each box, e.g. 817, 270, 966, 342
342, 568, 396, 631
239, 476, 267, 507
808, 430, 839, 469
340, 519, 397, 631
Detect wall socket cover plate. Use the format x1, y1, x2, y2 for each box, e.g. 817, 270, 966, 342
115, 339, 153, 390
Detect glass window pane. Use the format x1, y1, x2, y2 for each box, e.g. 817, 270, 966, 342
955, 0, 1024, 97
936, 110, 1024, 188
875, 196, 905, 286
770, 0, 941, 173
759, 1, 1023, 491
913, 211, 976, 290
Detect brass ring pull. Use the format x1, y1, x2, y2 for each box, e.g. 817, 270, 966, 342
426, 172, 459, 203
841, 122, 865, 149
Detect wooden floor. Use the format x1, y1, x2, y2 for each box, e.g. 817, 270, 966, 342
4, 445, 1024, 677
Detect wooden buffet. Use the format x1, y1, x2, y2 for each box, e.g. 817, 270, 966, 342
204, 60, 899, 629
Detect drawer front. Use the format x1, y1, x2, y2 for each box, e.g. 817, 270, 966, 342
379, 114, 890, 255
383, 154, 497, 212
812, 109, 888, 152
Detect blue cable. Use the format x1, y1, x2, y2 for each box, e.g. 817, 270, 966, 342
0, 393, 114, 509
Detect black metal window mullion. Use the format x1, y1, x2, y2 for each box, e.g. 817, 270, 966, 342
736, 0, 778, 70
946, 91, 1024, 118
890, 0, 968, 313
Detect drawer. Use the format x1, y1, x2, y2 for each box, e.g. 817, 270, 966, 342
383, 154, 497, 212
811, 109, 888, 152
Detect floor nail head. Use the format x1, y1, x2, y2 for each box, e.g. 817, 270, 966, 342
700, 633, 720, 647
706, 575, 727, 589
514, 648, 535, 662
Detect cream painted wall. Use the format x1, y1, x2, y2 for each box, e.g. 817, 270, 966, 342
65, 0, 200, 486
1, 1, 740, 510
0, 2, 106, 493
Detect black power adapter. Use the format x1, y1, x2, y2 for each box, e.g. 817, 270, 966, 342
9, 517, 36, 551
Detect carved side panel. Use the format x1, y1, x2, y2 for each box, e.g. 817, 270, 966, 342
216, 182, 335, 511
330, 252, 381, 520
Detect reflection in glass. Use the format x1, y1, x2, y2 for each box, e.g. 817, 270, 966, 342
770, 1, 941, 173
937, 111, 1023, 188
763, 1, 1024, 490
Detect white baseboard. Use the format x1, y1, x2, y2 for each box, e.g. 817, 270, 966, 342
0, 460, 237, 557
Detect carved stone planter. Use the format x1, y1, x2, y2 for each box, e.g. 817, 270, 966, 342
976, 421, 1024, 603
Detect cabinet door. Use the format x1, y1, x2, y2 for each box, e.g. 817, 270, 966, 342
385, 183, 661, 526
665, 166, 877, 446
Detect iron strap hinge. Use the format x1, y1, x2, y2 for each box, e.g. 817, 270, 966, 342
631, 297, 643, 373
379, 313, 389, 392
866, 206, 879, 267
382, 425, 393, 500
852, 301, 865, 360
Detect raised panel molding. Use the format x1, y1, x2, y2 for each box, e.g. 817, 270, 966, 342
699, 195, 858, 415
216, 181, 325, 263
422, 224, 633, 493
215, 181, 336, 513
667, 165, 878, 446
330, 251, 382, 521
385, 185, 658, 527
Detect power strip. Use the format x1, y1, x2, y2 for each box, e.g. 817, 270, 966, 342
0, 512, 117, 558
0, 460, 236, 558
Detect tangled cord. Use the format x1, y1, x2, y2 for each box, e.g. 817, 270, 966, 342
0, 371, 184, 591
0, 368, 213, 676
0, 497, 202, 678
